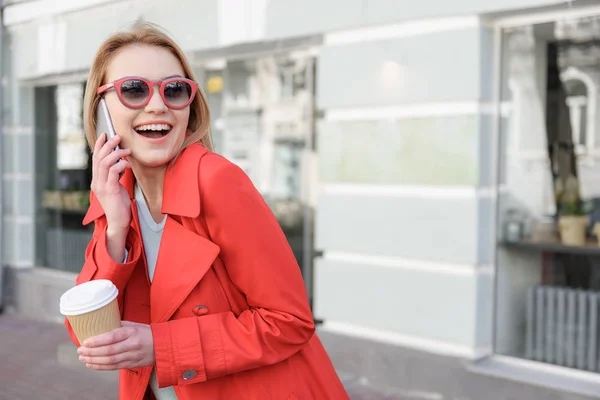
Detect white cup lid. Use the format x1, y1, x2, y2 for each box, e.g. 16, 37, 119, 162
60, 279, 119, 316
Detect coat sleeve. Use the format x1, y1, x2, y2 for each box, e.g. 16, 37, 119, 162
64, 217, 143, 347
151, 158, 315, 387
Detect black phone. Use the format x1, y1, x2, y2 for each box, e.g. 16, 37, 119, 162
96, 98, 120, 151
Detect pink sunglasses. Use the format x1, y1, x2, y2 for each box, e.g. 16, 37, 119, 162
97, 76, 198, 110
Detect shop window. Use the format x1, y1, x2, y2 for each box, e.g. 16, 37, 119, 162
34, 83, 92, 272
496, 14, 600, 373
216, 55, 316, 283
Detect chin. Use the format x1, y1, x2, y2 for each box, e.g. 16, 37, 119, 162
131, 148, 179, 169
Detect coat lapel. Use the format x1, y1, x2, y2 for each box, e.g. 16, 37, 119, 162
150, 216, 220, 323
161, 144, 208, 218
150, 144, 216, 322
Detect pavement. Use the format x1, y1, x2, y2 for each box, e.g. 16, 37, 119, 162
0, 314, 403, 400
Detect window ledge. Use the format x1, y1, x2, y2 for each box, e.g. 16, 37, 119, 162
469, 355, 600, 399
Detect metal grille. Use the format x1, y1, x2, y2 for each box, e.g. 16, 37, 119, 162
526, 285, 600, 371
45, 228, 92, 273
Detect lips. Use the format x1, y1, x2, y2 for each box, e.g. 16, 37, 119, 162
134, 122, 173, 139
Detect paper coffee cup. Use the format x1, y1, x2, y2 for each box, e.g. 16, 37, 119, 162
60, 279, 121, 345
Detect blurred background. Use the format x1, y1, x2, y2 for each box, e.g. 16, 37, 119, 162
2, 0, 600, 399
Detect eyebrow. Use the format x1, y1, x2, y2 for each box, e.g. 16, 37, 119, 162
163, 74, 184, 80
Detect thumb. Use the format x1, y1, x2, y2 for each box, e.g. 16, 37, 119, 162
120, 320, 140, 327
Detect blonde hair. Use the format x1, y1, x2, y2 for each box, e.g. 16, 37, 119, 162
83, 21, 213, 152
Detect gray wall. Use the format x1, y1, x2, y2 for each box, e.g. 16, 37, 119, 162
316, 194, 481, 265
318, 116, 479, 186
264, 0, 568, 39
313, 21, 499, 353
317, 29, 483, 108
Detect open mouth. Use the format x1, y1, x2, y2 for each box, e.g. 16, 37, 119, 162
134, 123, 173, 139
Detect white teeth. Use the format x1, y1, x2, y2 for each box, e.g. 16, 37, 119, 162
135, 123, 172, 131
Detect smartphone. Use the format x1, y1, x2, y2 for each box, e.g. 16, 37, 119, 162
96, 99, 124, 177
96, 98, 120, 151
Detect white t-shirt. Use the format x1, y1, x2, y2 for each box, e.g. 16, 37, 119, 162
134, 183, 178, 400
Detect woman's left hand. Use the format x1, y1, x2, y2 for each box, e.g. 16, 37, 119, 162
77, 321, 155, 370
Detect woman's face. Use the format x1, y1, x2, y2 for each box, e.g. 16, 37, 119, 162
103, 44, 190, 168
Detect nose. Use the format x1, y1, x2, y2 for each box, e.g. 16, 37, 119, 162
144, 85, 168, 114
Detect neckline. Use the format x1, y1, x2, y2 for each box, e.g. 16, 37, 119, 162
135, 183, 166, 232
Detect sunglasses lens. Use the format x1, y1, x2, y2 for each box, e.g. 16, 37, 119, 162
164, 80, 193, 107
120, 79, 150, 106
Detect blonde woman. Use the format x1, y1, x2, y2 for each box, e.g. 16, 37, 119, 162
66, 22, 349, 400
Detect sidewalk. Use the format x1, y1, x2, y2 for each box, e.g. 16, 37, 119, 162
0, 314, 402, 400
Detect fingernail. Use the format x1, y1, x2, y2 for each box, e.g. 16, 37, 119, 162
79, 356, 85, 361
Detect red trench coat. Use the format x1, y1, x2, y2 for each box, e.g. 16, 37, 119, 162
64, 143, 349, 400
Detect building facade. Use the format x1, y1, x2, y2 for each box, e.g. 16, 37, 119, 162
1, 0, 600, 398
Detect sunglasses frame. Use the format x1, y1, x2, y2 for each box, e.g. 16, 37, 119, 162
97, 76, 199, 110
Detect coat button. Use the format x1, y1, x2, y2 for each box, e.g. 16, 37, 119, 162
193, 305, 208, 316
182, 369, 197, 381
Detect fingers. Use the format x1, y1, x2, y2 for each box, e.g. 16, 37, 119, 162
83, 326, 131, 348
78, 324, 143, 370
106, 159, 131, 187
94, 148, 131, 190
78, 323, 153, 371
92, 132, 107, 159
92, 133, 117, 175
85, 362, 131, 371
93, 133, 121, 164
78, 338, 131, 358
120, 321, 141, 327
91, 133, 106, 179
79, 350, 132, 366
92, 134, 129, 180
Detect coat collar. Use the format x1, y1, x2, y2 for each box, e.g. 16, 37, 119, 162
82, 143, 209, 226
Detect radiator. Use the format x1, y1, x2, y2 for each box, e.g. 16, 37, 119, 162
46, 228, 92, 273
526, 285, 600, 371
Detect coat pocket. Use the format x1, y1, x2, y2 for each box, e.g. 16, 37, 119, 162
125, 367, 142, 375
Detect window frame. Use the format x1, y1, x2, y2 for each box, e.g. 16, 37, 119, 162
480, 4, 600, 397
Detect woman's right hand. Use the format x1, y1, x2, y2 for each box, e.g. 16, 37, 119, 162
91, 133, 132, 233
